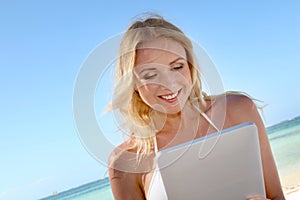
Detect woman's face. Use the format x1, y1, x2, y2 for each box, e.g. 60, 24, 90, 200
134, 38, 193, 114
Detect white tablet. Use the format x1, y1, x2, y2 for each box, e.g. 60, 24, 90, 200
156, 122, 266, 200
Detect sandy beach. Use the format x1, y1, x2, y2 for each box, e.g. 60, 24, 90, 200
285, 187, 300, 200
281, 171, 300, 200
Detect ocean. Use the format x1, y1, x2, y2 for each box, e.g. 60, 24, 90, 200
40, 116, 300, 200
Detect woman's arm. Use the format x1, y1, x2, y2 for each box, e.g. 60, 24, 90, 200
109, 167, 146, 200
227, 94, 285, 200
108, 142, 147, 200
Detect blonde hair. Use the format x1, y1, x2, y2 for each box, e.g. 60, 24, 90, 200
109, 15, 207, 161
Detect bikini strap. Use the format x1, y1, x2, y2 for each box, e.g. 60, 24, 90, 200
153, 135, 158, 154
191, 102, 220, 132
200, 112, 221, 132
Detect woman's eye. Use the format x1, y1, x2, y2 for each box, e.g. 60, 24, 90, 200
172, 63, 184, 70
143, 73, 157, 80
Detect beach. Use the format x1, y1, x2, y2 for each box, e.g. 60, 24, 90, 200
267, 116, 300, 200
282, 171, 300, 200
285, 189, 300, 200
284, 186, 300, 200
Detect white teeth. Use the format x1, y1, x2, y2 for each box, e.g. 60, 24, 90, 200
161, 91, 179, 100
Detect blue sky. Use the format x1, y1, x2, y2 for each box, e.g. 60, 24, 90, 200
0, 1, 299, 199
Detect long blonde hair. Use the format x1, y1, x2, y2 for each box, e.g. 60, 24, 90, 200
109, 15, 206, 161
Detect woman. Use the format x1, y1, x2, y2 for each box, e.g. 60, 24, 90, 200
108, 15, 285, 200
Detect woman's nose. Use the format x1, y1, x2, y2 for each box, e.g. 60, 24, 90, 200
158, 70, 179, 91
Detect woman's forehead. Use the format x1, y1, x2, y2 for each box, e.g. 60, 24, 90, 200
135, 38, 186, 65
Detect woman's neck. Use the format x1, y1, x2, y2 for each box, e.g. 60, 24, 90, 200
155, 102, 200, 146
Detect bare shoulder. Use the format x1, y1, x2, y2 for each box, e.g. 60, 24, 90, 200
226, 92, 256, 106
206, 92, 262, 128
223, 92, 260, 126
108, 138, 137, 172
108, 137, 154, 176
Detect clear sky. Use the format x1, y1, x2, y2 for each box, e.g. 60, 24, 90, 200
0, 1, 299, 199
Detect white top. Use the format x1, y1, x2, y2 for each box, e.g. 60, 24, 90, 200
147, 168, 168, 200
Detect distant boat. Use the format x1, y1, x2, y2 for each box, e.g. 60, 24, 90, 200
52, 191, 58, 195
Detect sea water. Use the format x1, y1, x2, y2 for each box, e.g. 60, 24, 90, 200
39, 178, 114, 200
40, 116, 300, 200
268, 117, 300, 179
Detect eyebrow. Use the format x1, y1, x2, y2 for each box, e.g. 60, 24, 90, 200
137, 67, 156, 75
169, 57, 186, 65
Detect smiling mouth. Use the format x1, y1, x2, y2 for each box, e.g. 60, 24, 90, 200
158, 89, 181, 102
